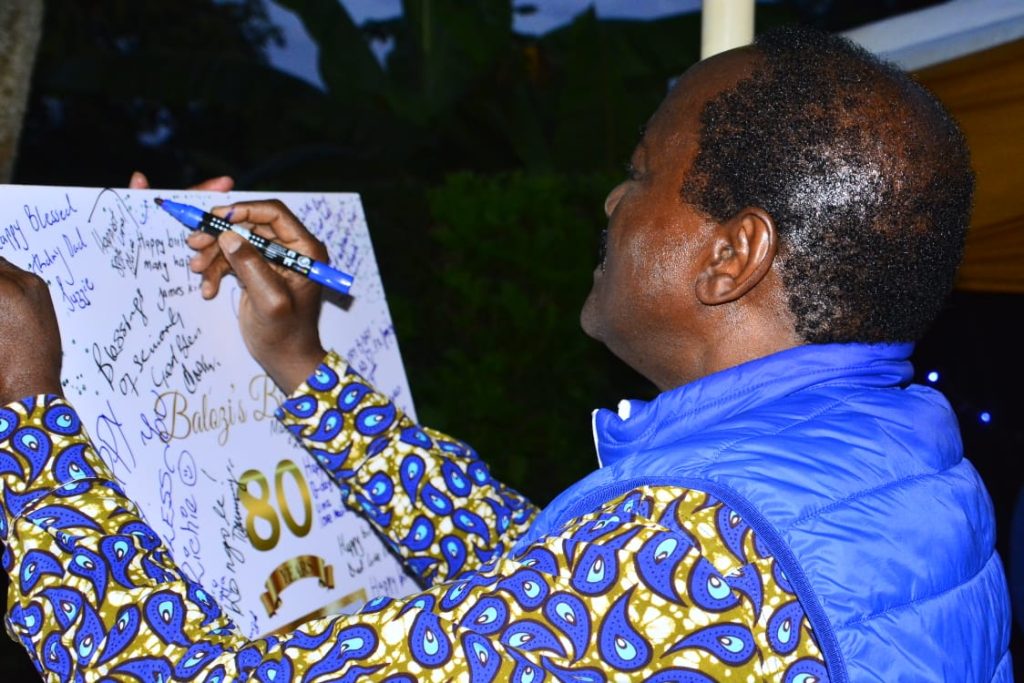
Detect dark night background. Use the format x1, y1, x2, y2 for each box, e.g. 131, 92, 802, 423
2, 0, 1022, 676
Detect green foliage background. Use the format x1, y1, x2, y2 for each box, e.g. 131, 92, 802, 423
3, 0, 968, 674
420, 170, 643, 501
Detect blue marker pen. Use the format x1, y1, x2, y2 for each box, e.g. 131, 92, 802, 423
155, 198, 354, 296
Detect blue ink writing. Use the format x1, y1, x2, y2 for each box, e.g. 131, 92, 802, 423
0, 219, 28, 252
24, 192, 78, 232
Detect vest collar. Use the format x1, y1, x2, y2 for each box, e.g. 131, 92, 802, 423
592, 342, 915, 469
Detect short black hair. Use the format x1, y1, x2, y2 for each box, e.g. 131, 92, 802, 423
681, 24, 974, 343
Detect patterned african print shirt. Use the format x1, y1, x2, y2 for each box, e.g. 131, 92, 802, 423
1, 351, 828, 681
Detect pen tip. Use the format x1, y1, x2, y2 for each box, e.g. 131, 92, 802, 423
154, 197, 164, 206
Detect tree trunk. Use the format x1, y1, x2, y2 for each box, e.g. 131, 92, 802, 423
0, 0, 44, 183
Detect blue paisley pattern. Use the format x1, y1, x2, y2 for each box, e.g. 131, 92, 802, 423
0, 352, 827, 680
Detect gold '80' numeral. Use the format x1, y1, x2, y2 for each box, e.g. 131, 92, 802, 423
239, 460, 313, 551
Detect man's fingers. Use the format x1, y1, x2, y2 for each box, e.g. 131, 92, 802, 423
186, 232, 228, 300
129, 171, 149, 189
213, 200, 292, 230
186, 231, 216, 251
189, 241, 225, 274
212, 200, 326, 258
129, 172, 234, 192
196, 258, 232, 300
200, 269, 225, 299
200, 261, 232, 300
218, 232, 292, 314
189, 176, 235, 192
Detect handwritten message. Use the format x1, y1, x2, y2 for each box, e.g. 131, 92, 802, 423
0, 185, 416, 637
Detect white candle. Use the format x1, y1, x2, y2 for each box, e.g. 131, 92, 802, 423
701, 0, 756, 59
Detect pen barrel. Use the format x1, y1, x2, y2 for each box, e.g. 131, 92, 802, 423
187, 207, 353, 294
201, 217, 314, 275
203, 214, 235, 236
249, 233, 313, 276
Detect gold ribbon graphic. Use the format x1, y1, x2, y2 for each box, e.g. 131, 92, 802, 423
265, 588, 369, 636
260, 555, 335, 617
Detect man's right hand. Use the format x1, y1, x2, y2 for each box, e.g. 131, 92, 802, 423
186, 200, 328, 395
127, 172, 324, 393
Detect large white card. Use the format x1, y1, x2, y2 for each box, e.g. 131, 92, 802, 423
1, 185, 416, 637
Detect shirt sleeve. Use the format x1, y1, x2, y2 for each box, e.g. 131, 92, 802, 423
274, 350, 539, 587
2, 395, 827, 682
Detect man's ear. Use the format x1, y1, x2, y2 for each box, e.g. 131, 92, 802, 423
695, 207, 777, 305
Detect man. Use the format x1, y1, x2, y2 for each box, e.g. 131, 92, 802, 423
0, 25, 1011, 681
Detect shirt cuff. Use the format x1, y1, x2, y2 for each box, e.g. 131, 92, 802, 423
275, 350, 356, 425
273, 350, 405, 477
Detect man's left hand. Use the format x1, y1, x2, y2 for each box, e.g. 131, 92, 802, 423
0, 259, 63, 405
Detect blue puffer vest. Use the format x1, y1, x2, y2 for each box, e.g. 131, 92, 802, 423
516, 343, 1012, 682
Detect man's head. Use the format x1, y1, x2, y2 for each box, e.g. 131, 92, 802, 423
581, 25, 973, 390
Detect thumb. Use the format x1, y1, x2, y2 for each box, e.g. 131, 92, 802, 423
218, 231, 291, 312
